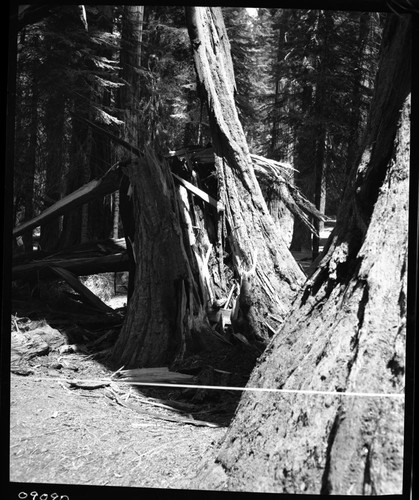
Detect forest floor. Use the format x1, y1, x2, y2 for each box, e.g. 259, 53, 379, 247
9, 294, 250, 491
10, 356, 227, 490
9, 223, 335, 491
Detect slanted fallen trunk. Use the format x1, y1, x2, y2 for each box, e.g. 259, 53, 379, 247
13, 164, 123, 239
48, 266, 114, 313
12, 239, 129, 280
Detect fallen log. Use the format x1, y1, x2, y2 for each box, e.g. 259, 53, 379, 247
115, 367, 196, 384
44, 309, 123, 327
49, 266, 114, 313
70, 112, 141, 157
11, 298, 123, 328
47, 237, 127, 258
13, 238, 127, 265
12, 252, 130, 280
67, 380, 111, 390
172, 172, 220, 209
107, 389, 220, 428
13, 164, 123, 238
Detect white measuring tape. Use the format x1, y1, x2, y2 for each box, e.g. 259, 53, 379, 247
24, 376, 405, 399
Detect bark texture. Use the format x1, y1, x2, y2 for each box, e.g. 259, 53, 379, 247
117, 5, 145, 299
111, 153, 219, 367
111, 154, 189, 366
186, 7, 305, 344
187, 14, 410, 494
118, 5, 144, 150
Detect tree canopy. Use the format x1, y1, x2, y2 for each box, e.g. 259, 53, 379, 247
8, 4, 413, 495
12, 6, 384, 244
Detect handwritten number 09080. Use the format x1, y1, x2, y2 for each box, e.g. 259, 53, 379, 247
18, 492, 69, 500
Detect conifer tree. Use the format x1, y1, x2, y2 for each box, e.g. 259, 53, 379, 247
268, 9, 382, 256
187, 13, 410, 493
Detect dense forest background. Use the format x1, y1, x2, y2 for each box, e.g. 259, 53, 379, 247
12, 5, 383, 256
7, 5, 415, 495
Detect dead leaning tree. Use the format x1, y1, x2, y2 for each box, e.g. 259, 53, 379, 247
110, 6, 327, 369
11, 139, 320, 356
185, 6, 307, 344
186, 13, 412, 494
12, 3, 324, 369
111, 149, 310, 368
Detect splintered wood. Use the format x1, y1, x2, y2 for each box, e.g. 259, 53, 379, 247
115, 367, 196, 384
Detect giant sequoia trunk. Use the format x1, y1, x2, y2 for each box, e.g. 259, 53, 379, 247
113, 7, 308, 368
111, 152, 221, 367
344, 12, 371, 175
185, 7, 305, 344
187, 14, 411, 494
111, 154, 190, 367
290, 83, 316, 254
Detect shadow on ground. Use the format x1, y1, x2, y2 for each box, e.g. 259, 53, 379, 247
11, 284, 258, 427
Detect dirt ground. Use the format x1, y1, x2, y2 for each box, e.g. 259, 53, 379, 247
9, 230, 335, 495
10, 375, 226, 490
8, 296, 242, 493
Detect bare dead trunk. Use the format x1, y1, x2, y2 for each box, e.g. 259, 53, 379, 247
186, 7, 305, 345
13, 238, 129, 280
312, 125, 327, 259
13, 163, 122, 239
311, 11, 332, 260
186, 14, 411, 494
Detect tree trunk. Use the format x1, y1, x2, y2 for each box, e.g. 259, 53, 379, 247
40, 91, 65, 252
87, 6, 114, 241
112, 191, 120, 239
270, 9, 293, 161
119, 4, 144, 150
117, 5, 145, 301
312, 123, 327, 259
187, 14, 411, 494
311, 11, 333, 260
185, 7, 305, 344
13, 29, 26, 233
21, 84, 38, 254
345, 12, 371, 175
312, 123, 327, 260
111, 153, 207, 367
65, 116, 91, 247
290, 84, 315, 253
59, 94, 92, 249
